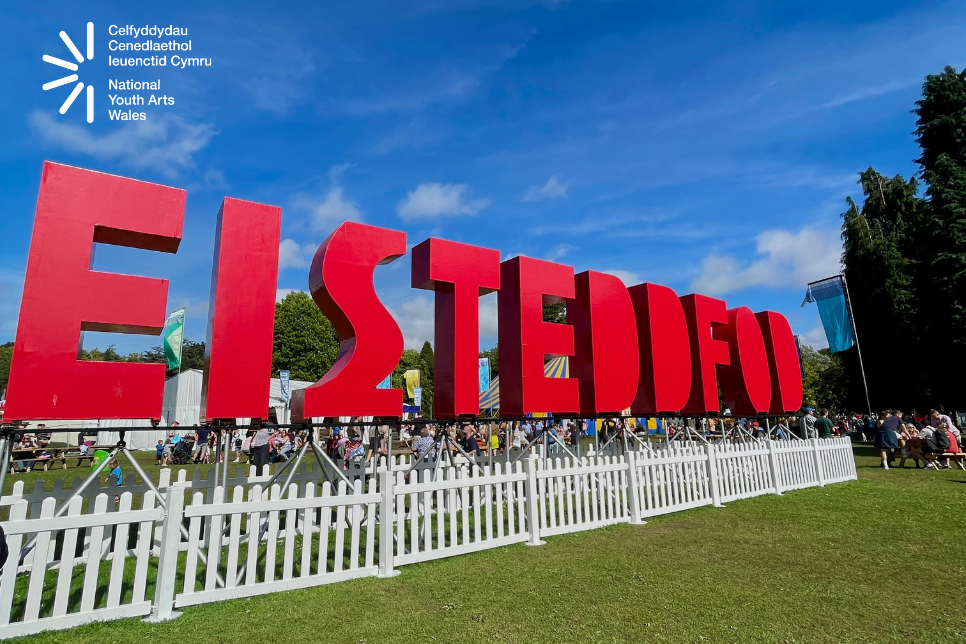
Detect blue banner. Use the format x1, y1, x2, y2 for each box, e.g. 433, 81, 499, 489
479, 358, 490, 394
802, 276, 855, 353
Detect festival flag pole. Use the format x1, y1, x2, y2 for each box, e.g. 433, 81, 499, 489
840, 274, 872, 416
803, 275, 872, 416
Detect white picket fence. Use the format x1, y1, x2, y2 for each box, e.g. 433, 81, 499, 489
0, 437, 856, 638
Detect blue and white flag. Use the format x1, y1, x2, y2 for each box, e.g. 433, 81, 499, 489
801, 276, 855, 353
279, 370, 291, 402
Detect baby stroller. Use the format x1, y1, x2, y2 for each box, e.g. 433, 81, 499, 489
170, 439, 194, 465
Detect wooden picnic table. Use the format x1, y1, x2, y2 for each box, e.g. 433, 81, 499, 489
6, 445, 115, 473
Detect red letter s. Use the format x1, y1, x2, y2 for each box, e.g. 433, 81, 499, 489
292, 222, 406, 419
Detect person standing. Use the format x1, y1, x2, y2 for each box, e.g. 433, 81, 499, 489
803, 409, 817, 439
251, 423, 271, 476
192, 426, 210, 464
874, 410, 902, 469
512, 422, 526, 450
814, 410, 835, 439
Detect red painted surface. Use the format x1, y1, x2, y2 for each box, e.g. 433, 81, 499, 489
498, 256, 579, 416
715, 306, 772, 415
628, 283, 692, 414
201, 198, 282, 422
412, 238, 500, 418
291, 222, 406, 419
680, 294, 731, 415
568, 271, 639, 415
755, 311, 805, 413
4, 162, 184, 421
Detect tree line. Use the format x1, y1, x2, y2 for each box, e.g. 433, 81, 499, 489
832, 66, 966, 414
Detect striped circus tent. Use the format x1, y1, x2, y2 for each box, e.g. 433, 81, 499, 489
478, 356, 569, 412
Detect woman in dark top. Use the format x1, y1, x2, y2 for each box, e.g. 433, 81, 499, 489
874, 410, 902, 469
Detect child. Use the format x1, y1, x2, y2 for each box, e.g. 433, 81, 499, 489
107, 459, 122, 502
156, 440, 165, 465
107, 459, 122, 485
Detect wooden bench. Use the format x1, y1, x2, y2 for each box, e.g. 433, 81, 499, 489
6, 445, 115, 473
923, 451, 965, 469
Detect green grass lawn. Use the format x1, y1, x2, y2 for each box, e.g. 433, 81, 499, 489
9, 444, 966, 643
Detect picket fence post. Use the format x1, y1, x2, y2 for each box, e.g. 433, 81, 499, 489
524, 456, 546, 546
377, 469, 400, 578
705, 443, 724, 508
811, 438, 825, 487
625, 450, 645, 525
148, 483, 185, 623
766, 440, 783, 495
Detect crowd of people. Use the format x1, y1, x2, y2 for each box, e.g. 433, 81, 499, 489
801, 408, 963, 470
4, 408, 963, 478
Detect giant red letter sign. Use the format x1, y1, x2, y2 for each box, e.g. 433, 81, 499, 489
292, 222, 406, 419
680, 294, 730, 415
628, 283, 691, 414
714, 306, 771, 415
412, 238, 500, 418
4, 162, 184, 420
567, 271, 639, 415
201, 198, 282, 421
755, 311, 804, 413
498, 256, 578, 416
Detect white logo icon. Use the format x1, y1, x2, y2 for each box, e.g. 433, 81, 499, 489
43, 23, 94, 123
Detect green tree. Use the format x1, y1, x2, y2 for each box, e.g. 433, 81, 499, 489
840, 168, 924, 409
79, 345, 142, 362
479, 346, 498, 378
914, 66, 966, 408
418, 341, 435, 418
543, 301, 566, 324
800, 345, 850, 413
0, 342, 13, 393
140, 338, 206, 375
272, 291, 340, 381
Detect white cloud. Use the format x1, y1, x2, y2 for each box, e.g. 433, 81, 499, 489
397, 183, 489, 221
479, 293, 498, 343
28, 111, 215, 178
276, 288, 307, 303
390, 293, 499, 350
600, 269, 639, 286
690, 227, 841, 296
292, 164, 363, 233
800, 325, 829, 350
293, 186, 363, 233
392, 295, 436, 350
544, 244, 576, 262
523, 175, 569, 202
278, 238, 318, 270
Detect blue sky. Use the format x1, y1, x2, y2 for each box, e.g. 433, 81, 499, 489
1, 0, 964, 355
